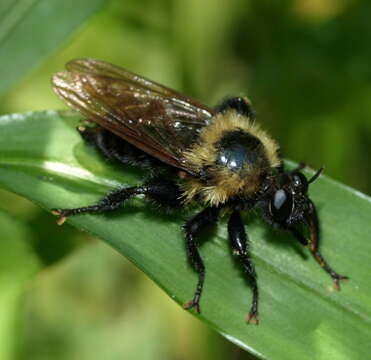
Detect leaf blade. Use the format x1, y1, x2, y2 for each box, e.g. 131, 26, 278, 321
0, 0, 105, 96
0, 110, 370, 359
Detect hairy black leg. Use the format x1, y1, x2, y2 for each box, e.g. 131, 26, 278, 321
303, 201, 348, 289
215, 97, 256, 118
183, 207, 220, 313
52, 176, 181, 224
78, 126, 164, 172
52, 186, 143, 224
289, 227, 308, 246
144, 176, 182, 210
228, 211, 259, 324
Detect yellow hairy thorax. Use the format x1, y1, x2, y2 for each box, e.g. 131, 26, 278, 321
181, 110, 281, 206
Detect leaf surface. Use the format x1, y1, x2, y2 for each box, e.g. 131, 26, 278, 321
0, 0, 105, 96
0, 111, 370, 359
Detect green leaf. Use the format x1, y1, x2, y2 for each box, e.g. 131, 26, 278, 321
0, 0, 105, 96
0, 111, 370, 359
0, 209, 41, 359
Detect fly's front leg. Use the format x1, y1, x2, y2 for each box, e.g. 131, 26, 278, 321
304, 201, 348, 289
228, 211, 259, 324
183, 207, 220, 313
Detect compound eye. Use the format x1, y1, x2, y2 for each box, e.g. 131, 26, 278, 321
270, 189, 293, 222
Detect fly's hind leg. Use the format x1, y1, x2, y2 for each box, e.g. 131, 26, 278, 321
52, 186, 143, 225
52, 176, 181, 224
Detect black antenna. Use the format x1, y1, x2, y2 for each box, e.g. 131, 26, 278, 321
308, 167, 324, 184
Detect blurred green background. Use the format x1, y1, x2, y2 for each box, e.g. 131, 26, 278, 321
0, 0, 370, 359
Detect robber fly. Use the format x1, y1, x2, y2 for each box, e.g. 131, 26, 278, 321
51, 59, 348, 324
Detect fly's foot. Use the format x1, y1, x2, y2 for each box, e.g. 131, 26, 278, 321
246, 310, 259, 325
331, 273, 349, 291
51, 209, 68, 225
183, 297, 201, 314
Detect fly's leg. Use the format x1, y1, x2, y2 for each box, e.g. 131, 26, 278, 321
182, 207, 220, 313
289, 201, 349, 290
228, 211, 259, 324
52, 176, 181, 224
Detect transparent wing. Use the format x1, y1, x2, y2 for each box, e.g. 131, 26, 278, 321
52, 58, 214, 172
